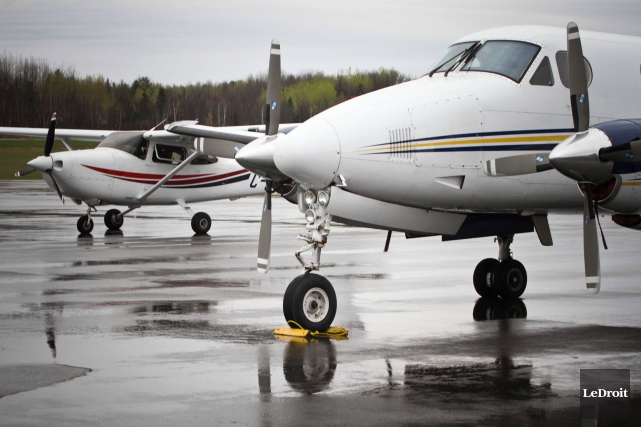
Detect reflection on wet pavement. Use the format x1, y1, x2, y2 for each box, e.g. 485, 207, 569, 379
1, 182, 641, 425
473, 297, 527, 320
281, 338, 337, 395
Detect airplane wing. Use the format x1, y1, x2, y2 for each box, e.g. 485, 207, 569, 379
0, 127, 115, 142
167, 123, 299, 158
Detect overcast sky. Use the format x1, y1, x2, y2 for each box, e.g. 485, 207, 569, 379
1, 0, 640, 85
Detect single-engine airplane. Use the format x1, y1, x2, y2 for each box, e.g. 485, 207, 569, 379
170, 24, 641, 332
0, 119, 298, 234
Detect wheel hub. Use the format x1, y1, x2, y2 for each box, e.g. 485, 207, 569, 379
199, 218, 208, 228
506, 268, 524, 291
303, 287, 329, 322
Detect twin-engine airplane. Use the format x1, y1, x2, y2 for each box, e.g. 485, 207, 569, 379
0, 119, 298, 234
169, 24, 641, 332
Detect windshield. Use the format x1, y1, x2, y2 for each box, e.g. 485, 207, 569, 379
461, 40, 541, 82
97, 132, 149, 159
427, 42, 477, 75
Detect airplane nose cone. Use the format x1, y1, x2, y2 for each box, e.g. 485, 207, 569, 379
27, 156, 53, 172
235, 135, 285, 180
549, 129, 613, 183
274, 118, 341, 189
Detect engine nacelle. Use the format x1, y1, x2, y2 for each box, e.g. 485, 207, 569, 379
549, 119, 641, 184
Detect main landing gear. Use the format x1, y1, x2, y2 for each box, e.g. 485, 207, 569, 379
175, 199, 211, 235
473, 235, 528, 298
78, 202, 212, 234
284, 188, 337, 332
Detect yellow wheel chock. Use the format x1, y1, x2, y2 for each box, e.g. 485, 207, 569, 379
273, 320, 349, 340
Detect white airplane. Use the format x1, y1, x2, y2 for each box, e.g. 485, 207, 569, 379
0, 118, 299, 234
169, 25, 641, 332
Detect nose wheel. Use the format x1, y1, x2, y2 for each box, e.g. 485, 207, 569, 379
283, 273, 337, 332
77, 215, 94, 234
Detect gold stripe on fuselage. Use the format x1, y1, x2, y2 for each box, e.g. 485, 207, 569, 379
352, 134, 570, 154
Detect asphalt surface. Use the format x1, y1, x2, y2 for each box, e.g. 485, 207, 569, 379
1, 180, 640, 426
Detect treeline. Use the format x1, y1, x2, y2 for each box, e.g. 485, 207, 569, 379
0, 54, 409, 130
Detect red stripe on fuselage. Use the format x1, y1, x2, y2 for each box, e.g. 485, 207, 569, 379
81, 164, 249, 185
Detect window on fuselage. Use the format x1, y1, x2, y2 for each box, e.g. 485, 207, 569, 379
555, 51, 593, 88
153, 144, 187, 165
529, 56, 555, 86
461, 40, 541, 83
97, 131, 149, 160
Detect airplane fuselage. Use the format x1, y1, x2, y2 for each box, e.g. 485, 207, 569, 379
277, 26, 641, 215
46, 146, 263, 206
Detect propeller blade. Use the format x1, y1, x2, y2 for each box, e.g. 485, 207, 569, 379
265, 40, 281, 136
257, 180, 272, 274
15, 165, 37, 177
47, 171, 63, 201
567, 22, 589, 133
599, 138, 641, 162
483, 153, 552, 176
44, 113, 57, 157
582, 188, 601, 293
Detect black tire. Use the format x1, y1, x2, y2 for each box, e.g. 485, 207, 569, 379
283, 274, 307, 326
287, 274, 337, 332
191, 212, 211, 234
77, 215, 94, 234
496, 259, 527, 298
104, 209, 124, 231
473, 258, 500, 297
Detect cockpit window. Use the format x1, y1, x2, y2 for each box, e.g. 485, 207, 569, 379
427, 42, 477, 75
461, 40, 541, 82
97, 132, 149, 160
529, 56, 554, 86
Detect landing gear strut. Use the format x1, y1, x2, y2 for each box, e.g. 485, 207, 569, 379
473, 234, 527, 298
284, 188, 336, 332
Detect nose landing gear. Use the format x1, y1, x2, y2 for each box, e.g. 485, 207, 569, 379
77, 206, 96, 234
284, 188, 337, 332
473, 235, 528, 298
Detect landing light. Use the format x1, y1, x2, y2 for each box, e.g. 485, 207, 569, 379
305, 209, 315, 224
304, 190, 316, 205
317, 191, 329, 206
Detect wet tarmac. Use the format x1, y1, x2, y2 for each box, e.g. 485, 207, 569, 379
1, 180, 640, 426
